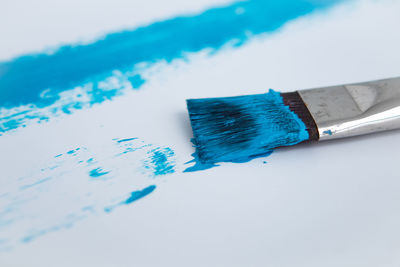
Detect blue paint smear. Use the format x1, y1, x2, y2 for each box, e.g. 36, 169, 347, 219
104, 185, 156, 213
323, 130, 333, 135
117, 137, 138, 143
144, 147, 175, 176
21, 214, 84, 243
124, 185, 156, 204
186, 90, 309, 164
0, 0, 343, 110
19, 177, 51, 190
89, 167, 109, 178
66, 148, 80, 155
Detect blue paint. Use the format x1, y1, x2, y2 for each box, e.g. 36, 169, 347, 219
184, 151, 218, 172
144, 147, 175, 176
0, 0, 343, 133
89, 167, 109, 178
19, 177, 51, 190
124, 185, 156, 204
117, 137, 138, 143
66, 148, 80, 155
104, 185, 156, 213
21, 215, 84, 243
184, 139, 218, 172
1, 119, 20, 132
186, 90, 309, 164
128, 75, 146, 89
54, 154, 63, 158
323, 130, 333, 135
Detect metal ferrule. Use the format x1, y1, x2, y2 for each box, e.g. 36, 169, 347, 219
298, 77, 400, 141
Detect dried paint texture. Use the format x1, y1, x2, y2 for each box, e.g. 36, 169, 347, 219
187, 90, 309, 164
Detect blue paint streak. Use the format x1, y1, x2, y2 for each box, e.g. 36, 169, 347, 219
19, 177, 51, 190
124, 185, 156, 204
323, 130, 333, 135
186, 90, 309, 164
144, 147, 175, 176
89, 167, 109, 178
21, 215, 84, 243
117, 137, 138, 143
104, 185, 156, 213
0, 0, 343, 109
66, 148, 80, 155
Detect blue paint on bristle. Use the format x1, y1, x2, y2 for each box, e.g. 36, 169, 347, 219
187, 90, 309, 164
184, 143, 219, 173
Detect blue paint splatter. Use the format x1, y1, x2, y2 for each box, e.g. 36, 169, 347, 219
143, 147, 175, 176
323, 130, 333, 135
104, 185, 156, 213
89, 167, 109, 178
0, 0, 344, 133
186, 90, 309, 164
66, 148, 80, 155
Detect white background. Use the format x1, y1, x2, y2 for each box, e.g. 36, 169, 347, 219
1, 0, 400, 266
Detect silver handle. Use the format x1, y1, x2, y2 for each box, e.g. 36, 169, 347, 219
298, 77, 400, 140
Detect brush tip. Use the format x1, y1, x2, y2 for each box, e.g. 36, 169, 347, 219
187, 90, 318, 164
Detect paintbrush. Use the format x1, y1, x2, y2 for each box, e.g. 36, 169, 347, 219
186, 77, 400, 163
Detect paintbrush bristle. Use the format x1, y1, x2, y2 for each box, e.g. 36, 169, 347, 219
186, 89, 318, 164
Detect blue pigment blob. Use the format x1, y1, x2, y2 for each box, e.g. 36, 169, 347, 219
144, 147, 175, 176
124, 185, 156, 204
323, 130, 333, 135
0, 0, 343, 109
104, 185, 156, 213
89, 167, 109, 178
186, 90, 309, 164
128, 75, 146, 89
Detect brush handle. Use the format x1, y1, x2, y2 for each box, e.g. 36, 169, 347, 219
298, 77, 400, 140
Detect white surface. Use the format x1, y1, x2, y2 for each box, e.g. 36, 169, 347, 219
1, 0, 400, 266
